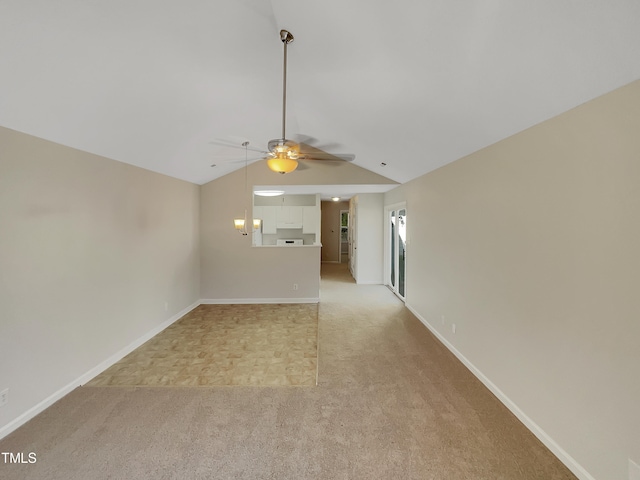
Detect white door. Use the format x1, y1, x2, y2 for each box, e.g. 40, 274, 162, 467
385, 204, 407, 300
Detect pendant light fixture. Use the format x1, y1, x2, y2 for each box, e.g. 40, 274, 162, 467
233, 142, 250, 235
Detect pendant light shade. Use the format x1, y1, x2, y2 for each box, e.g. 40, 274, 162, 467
234, 216, 246, 231
234, 210, 248, 235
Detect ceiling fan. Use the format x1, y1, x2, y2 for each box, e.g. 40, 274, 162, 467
211, 30, 354, 174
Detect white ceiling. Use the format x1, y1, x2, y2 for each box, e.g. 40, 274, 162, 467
2, 1, 639, 186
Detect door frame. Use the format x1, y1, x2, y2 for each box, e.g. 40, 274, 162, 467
384, 202, 407, 301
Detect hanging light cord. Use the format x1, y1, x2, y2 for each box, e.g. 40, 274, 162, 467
244, 141, 248, 194
242, 141, 249, 235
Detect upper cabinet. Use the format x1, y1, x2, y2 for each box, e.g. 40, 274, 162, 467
276, 206, 303, 228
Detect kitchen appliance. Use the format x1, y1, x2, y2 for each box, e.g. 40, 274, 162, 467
276, 239, 303, 246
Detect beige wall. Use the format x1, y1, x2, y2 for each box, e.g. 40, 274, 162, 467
200, 160, 395, 300
321, 200, 349, 262
0, 127, 200, 435
200, 165, 321, 301
384, 80, 640, 480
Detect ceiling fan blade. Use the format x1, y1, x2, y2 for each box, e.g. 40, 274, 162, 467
299, 142, 344, 155
292, 136, 344, 153
290, 134, 320, 145
210, 156, 265, 162
292, 161, 310, 171
210, 156, 267, 168
209, 139, 269, 155
299, 151, 355, 162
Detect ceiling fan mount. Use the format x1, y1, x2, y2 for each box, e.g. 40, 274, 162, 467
280, 29, 294, 44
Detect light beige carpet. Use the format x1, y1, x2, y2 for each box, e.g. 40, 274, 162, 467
0, 263, 576, 480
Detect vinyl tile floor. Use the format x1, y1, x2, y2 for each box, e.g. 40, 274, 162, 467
87, 303, 318, 387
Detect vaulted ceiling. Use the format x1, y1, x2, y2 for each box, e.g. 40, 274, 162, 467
2, 1, 639, 186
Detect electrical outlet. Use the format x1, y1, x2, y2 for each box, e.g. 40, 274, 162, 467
293, 283, 298, 291
0, 388, 8, 407
441, 315, 445, 325
452, 324, 456, 334
164, 302, 168, 311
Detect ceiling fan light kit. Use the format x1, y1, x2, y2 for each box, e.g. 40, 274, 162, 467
266, 137, 300, 174
267, 155, 298, 174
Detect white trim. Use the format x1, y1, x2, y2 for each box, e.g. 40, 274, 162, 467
321, 261, 341, 264
0, 301, 200, 441
405, 303, 595, 480
200, 298, 320, 304
354, 280, 383, 285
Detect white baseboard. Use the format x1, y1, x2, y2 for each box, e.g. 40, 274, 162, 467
200, 297, 319, 304
0, 301, 199, 441
405, 303, 595, 480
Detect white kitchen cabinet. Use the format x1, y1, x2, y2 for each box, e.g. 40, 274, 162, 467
276, 206, 303, 227
253, 194, 320, 241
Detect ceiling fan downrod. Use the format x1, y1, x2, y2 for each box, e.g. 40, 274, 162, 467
280, 29, 294, 141
266, 29, 299, 174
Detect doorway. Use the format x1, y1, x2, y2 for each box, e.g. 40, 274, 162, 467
349, 201, 357, 278
385, 204, 407, 300
339, 210, 349, 263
